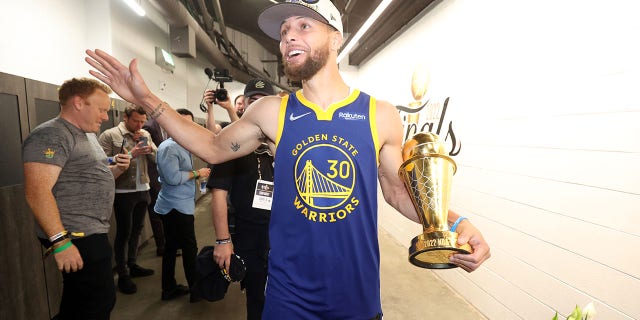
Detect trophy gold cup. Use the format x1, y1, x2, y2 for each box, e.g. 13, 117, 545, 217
399, 132, 472, 269
406, 64, 430, 125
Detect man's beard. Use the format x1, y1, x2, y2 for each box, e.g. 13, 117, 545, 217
283, 44, 330, 81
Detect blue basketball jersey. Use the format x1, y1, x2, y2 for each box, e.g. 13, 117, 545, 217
263, 89, 382, 319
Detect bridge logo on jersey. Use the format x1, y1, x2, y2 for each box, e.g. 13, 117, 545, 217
291, 137, 361, 223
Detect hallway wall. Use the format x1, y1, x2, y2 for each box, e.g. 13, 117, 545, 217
353, 1, 640, 319
0, 0, 248, 123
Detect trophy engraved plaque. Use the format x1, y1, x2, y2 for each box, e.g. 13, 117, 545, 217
399, 132, 472, 268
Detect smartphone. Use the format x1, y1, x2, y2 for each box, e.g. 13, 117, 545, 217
139, 136, 148, 147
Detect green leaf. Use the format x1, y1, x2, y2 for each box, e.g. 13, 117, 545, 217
567, 305, 582, 320
551, 312, 559, 320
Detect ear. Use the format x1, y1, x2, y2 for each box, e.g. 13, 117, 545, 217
70, 96, 84, 111
331, 33, 343, 51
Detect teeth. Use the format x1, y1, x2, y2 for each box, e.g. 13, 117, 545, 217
289, 50, 304, 57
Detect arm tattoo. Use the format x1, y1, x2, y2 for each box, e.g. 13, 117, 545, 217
230, 141, 240, 152
149, 102, 167, 119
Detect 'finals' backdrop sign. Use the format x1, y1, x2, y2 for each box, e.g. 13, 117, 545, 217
396, 97, 461, 156
394, 65, 461, 156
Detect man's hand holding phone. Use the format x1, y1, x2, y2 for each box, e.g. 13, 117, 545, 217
131, 135, 152, 157
113, 150, 131, 171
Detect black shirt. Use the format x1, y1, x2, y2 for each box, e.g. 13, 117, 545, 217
207, 151, 274, 225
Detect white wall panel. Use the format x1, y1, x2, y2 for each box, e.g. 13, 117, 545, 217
466, 265, 552, 320
435, 269, 519, 320
0, 0, 110, 85
452, 192, 639, 318
487, 249, 631, 319
481, 199, 638, 279
456, 111, 640, 153
456, 145, 639, 193
364, 1, 640, 318
456, 167, 640, 236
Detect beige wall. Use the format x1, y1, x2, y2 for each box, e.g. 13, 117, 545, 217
353, 1, 640, 319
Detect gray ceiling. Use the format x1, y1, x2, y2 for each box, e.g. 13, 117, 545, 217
181, 0, 437, 61
174, 0, 437, 87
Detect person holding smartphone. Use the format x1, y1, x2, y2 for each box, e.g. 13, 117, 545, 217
98, 104, 157, 294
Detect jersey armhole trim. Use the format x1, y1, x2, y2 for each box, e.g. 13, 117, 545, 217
275, 95, 289, 149
369, 97, 380, 166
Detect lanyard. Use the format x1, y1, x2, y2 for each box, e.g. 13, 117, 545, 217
255, 153, 274, 181
256, 155, 263, 180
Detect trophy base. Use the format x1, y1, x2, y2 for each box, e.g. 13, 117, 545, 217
409, 231, 472, 269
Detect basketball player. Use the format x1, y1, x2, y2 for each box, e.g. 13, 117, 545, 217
85, 1, 490, 318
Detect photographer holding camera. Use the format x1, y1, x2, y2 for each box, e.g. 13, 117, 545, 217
205, 89, 238, 134
204, 69, 238, 133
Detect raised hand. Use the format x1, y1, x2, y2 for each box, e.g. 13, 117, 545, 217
204, 89, 216, 108
85, 49, 154, 107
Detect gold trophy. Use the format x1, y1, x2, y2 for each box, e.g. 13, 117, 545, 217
406, 64, 431, 125
399, 132, 471, 268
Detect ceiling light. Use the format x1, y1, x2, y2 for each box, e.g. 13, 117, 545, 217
123, 0, 146, 16
269, 0, 279, 4
337, 0, 393, 64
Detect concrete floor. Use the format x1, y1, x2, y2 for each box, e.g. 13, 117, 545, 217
111, 194, 486, 320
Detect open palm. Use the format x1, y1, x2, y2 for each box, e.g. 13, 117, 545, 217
85, 49, 152, 106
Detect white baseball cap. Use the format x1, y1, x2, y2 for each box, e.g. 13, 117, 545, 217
258, 0, 343, 41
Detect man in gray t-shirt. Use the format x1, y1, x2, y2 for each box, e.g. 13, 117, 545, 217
23, 119, 115, 237
22, 77, 130, 320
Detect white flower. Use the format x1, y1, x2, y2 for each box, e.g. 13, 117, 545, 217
583, 302, 597, 320
553, 302, 596, 320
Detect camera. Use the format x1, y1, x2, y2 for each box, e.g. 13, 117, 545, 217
213, 69, 232, 83
212, 69, 232, 103
200, 68, 234, 112
213, 88, 228, 103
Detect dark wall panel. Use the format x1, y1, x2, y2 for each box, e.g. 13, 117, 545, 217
25, 78, 60, 130
24, 78, 64, 318
34, 98, 61, 127
0, 72, 50, 319
0, 93, 25, 187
